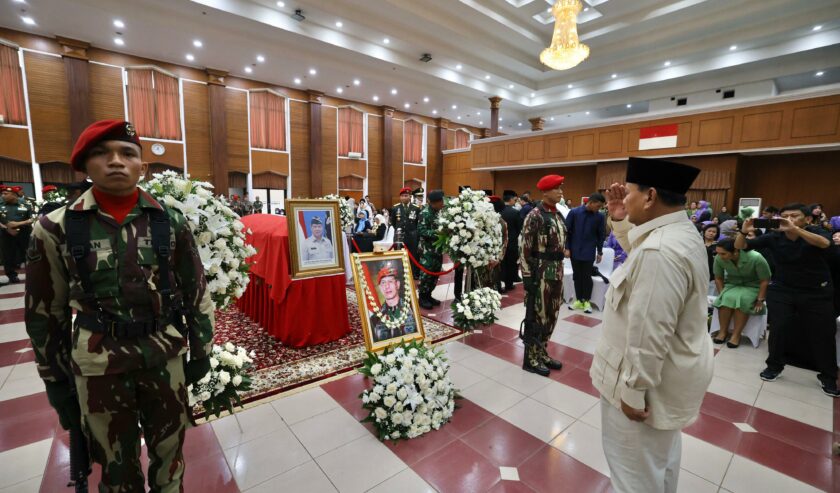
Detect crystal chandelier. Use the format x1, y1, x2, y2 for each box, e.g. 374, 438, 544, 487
540, 0, 590, 71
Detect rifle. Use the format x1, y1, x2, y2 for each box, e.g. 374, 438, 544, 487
67, 384, 90, 492
519, 278, 543, 346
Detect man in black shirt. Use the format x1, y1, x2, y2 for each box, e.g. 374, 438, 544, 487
735, 203, 837, 397
500, 190, 522, 291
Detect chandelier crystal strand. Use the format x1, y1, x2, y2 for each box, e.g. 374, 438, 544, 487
540, 0, 590, 70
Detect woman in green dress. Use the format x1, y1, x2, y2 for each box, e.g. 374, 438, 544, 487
712, 237, 771, 348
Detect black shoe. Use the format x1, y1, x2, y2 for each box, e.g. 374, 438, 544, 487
759, 368, 781, 382
523, 360, 550, 377
7, 276, 20, 284
544, 358, 563, 370
819, 377, 840, 398
712, 336, 727, 344
430, 297, 442, 306
419, 297, 434, 309
726, 340, 740, 349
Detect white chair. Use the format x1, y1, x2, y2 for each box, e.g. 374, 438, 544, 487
707, 295, 767, 348
563, 248, 615, 311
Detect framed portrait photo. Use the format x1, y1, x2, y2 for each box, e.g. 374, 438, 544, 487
287, 199, 346, 279
351, 251, 425, 352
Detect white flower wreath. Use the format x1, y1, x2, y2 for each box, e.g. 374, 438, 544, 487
434, 189, 503, 269
322, 194, 356, 233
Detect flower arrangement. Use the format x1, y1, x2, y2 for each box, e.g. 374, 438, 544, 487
434, 189, 503, 269
141, 171, 257, 310
188, 342, 255, 418
322, 194, 355, 233
452, 287, 502, 330
34, 185, 68, 211
359, 340, 458, 441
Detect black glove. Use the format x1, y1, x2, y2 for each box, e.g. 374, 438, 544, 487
44, 380, 82, 431
185, 357, 211, 386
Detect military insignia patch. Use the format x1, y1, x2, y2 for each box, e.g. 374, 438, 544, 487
125, 123, 136, 136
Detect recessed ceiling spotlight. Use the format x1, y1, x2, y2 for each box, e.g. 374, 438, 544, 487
335, 21, 343, 28
813, 25, 822, 31
517, 122, 522, 126
530, 92, 535, 97
391, 88, 398, 95
113, 37, 124, 45
584, 7, 589, 11
567, 84, 573, 88
626, 104, 632, 108
113, 19, 125, 28
244, 66, 253, 74
456, 64, 462, 70
337, 87, 344, 94
508, 84, 514, 89
432, 109, 437, 114
373, 95, 379, 101
423, 96, 429, 102
611, 73, 617, 78
451, 105, 457, 109
484, 75, 490, 80
457, 116, 462, 120
663, 60, 671, 66
479, 121, 483, 125
22, 16, 36, 26
477, 111, 481, 116
309, 68, 317, 75
499, 117, 503, 121
585, 111, 590, 115
550, 117, 555, 121
193, 39, 203, 48
185, 54, 194, 61
353, 79, 360, 86
404, 102, 410, 109
383, 37, 390, 44
256, 55, 265, 63
294, 77, 302, 84
547, 7, 551, 12
815, 71, 824, 76
729, 45, 737, 51
277, 1, 285, 6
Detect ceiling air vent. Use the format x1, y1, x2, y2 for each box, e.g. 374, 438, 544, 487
676, 98, 687, 106
722, 89, 735, 99
419, 53, 433, 63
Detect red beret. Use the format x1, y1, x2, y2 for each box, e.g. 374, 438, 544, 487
536, 175, 565, 192
12, 186, 22, 194
70, 120, 142, 171
399, 187, 412, 195
0, 185, 12, 193
42, 185, 58, 194
582, 197, 589, 203
377, 265, 399, 284
488, 195, 501, 202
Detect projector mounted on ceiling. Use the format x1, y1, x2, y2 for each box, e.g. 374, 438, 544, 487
419, 53, 432, 63
291, 9, 305, 21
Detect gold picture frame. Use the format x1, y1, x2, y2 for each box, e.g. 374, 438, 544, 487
287, 199, 346, 279
351, 250, 426, 352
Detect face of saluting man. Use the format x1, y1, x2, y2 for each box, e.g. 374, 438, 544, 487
85, 140, 147, 196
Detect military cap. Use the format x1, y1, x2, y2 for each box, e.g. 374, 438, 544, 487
488, 195, 505, 213
428, 190, 444, 203
70, 120, 142, 172
377, 264, 399, 284
42, 185, 58, 194
399, 187, 412, 195
0, 185, 14, 193
413, 187, 424, 196
626, 157, 700, 195
536, 175, 565, 191
310, 216, 323, 225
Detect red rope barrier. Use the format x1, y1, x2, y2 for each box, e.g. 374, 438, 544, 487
349, 236, 458, 276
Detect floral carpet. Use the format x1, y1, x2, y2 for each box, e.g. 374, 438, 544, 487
206, 289, 462, 412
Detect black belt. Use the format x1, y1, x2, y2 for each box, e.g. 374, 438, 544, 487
532, 252, 564, 261
75, 312, 174, 339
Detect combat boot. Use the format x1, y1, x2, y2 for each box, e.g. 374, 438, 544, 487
419, 295, 434, 309
429, 296, 442, 306
523, 344, 550, 377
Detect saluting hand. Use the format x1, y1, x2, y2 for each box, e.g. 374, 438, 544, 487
620, 399, 650, 422
605, 183, 628, 221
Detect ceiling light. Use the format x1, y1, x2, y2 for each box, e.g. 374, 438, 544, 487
499, 117, 503, 121
337, 87, 343, 94
451, 105, 457, 109
485, 75, 491, 80
353, 79, 360, 86
547, 7, 551, 12
309, 68, 317, 75
113, 37, 124, 46
456, 64, 462, 70
457, 116, 462, 120
585, 111, 590, 115
813, 25, 822, 31
729, 45, 738, 51
508, 84, 514, 89
185, 54, 194, 61
815, 71, 824, 77
423, 96, 429, 102
391, 88, 398, 95
373, 95, 379, 101
22, 16, 36, 25
664, 61, 671, 66
335, 21, 343, 28
244, 66, 253, 74
294, 77, 302, 84
113, 19, 125, 28
277, 1, 285, 6
404, 103, 410, 109
626, 104, 632, 108
540, 1, 589, 71
479, 121, 483, 125
550, 117, 555, 121
517, 122, 522, 126
193, 39, 203, 48
256, 55, 265, 63
383, 38, 390, 44
611, 73, 617, 78
567, 84, 573, 88
584, 7, 589, 11
477, 111, 481, 115
432, 109, 437, 114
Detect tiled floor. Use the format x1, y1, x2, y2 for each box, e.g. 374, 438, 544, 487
0, 277, 837, 492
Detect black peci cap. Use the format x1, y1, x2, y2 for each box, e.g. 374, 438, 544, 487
625, 157, 700, 195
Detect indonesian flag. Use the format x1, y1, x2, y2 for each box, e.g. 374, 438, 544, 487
639, 124, 678, 150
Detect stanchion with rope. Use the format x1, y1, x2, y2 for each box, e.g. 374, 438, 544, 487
348, 237, 460, 277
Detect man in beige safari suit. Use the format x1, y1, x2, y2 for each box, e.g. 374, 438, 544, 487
591, 157, 714, 493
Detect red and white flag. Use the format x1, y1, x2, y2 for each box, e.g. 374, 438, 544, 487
638, 124, 678, 150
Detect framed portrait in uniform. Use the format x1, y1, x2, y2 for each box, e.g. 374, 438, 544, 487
287, 199, 346, 279
351, 250, 425, 352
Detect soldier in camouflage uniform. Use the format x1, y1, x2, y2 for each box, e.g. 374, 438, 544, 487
25, 120, 214, 493
519, 174, 568, 377
369, 263, 418, 341
417, 190, 445, 309
1, 185, 35, 284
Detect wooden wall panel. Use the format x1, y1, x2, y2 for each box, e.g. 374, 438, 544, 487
598, 130, 623, 154
740, 111, 782, 142
0, 157, 34, 182
252, 172, 286, 190
225, 89, 249, 173
572, 134, 594, 156
88, 63, 124, 122
404, 164, 425, 182
698, 117, 734, 146
251, 150, 289, 175
392, 120, 404, 204
426, 127, 441, 192
321, 106, 338, 195
24, 52, 72, 163
39, 161, 74, 184
738, 151, 840, 214
290, 100, 310, 197
445, 129, 455, 151
495, 165, 598, 206
338, 176, 364, 190
338, 159, 365, 178
547, 136, 569, 158
790, 104, 839, 138
140, 140, 183, 168
489, 144, 505, 164
0, 127, 31, 162
507, 142, 525, 162
183, 81, 211, 180
473, 146, 488, 166
367, 116, 383, 209
526, 139, 545, 160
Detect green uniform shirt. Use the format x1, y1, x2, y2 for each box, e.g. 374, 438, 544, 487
518, 203, 567, 281
713, 249, 772, 288
417, 205, 440, 253
0, 199, 33, 225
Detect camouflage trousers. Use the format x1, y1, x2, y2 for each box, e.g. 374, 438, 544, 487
75, 357, 188, 493
523, 279, 564, 367
418, 250, 443, 297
